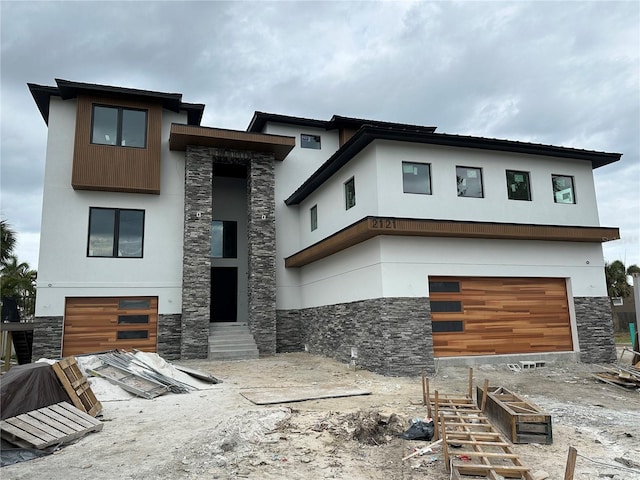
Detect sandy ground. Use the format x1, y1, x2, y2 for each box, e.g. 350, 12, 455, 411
2, 352, 640, 480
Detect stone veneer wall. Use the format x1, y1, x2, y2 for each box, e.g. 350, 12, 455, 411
247, 157, 277, 355
157, 314, 182, 360
279, 297, 435, 377
181, 147, 277, 358
574, 296, 617, 363
181, 146, 213, 358
31, 316, 63, 360
276, 310, 303, 353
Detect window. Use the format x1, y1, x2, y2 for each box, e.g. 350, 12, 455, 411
301, 133, 321, 149
117, 330, 149, 339
211, 220, 237, 258
506, 170, 531, 201
456, 166, 483, 198
344, 177, 356, 210
118, 315, 149, 324
88, 208, 144, 258
92, 105, 147, 148
432, 321, 464, 333
310, 205, 318, 231
430, 301, 463, 313
403, 162, 432, 194
552, 175, 576, 204
429, 281, 460, 293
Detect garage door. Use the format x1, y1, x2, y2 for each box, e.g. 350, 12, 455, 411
429, 277, 573, 357
63, 297, 158, 356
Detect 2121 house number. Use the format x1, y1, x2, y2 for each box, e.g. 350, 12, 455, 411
371, 219, 397, 229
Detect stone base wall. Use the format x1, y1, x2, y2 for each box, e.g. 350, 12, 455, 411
574, 296, 617, 363
31, 316, 63, 360
278, 297, 435, 377
157, 314, 182, 360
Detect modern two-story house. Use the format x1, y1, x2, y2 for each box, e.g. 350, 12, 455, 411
29, 79, 621, 375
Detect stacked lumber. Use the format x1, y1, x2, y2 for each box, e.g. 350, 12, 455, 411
592, 347, 640, 390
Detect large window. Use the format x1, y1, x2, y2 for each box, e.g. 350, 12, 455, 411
301, 133, 321, 149
506, 170, 531, 201
92, 105, 148, 148
211, 221, 237, 258
403, 162, 432, 195
552, 175, 576, 204
88, 208, 144, 258
344, 177, 356, 210
310, 205, 318, 231
456, 166, 483, 198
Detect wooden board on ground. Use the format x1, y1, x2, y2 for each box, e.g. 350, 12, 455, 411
240, 386, 371, 405
0, 402, 103, 449
51, 357, 102, 417
476, 386, 552, 445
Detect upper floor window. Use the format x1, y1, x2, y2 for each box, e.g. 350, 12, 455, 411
301, 133, 321, 149
403, 162, 432, 195
92, 105, 148, 148
310, 205, 318, 231
345, 177, 356, 210
552, 175, 576, 204
506, 170, 531, 201
456, 166, 483, 198
211, 220, 237, 258
88, 207, 144, 258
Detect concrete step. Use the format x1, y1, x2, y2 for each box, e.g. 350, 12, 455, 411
208, 322, 259, 361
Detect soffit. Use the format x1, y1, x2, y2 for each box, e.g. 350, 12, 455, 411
285, 217, 620, 267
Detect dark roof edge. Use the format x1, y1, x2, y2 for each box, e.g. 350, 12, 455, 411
28, 80, 204, 125
285, 126, 622, 205
247, 112, 329, 132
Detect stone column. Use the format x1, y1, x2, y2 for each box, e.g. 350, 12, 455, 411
31, 316, 63, 360
574, 296, 617, 363
181, 146, 213, 359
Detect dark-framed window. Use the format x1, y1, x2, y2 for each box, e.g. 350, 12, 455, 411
310, 205, 318, 231
301, 133, 321, 149
552, 175, 576, 204
403, 162, 432, 195
432, 320, 464, 333
91, 105, 148, 148
456, 166, 483, 198
88, 207, 144, 258
211, 220, 237, 258
506, 170, 531, 201
345, 177, 356, 210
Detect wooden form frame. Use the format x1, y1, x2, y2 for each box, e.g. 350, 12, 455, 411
427, 370, 534, 480
477, 386, 552, 444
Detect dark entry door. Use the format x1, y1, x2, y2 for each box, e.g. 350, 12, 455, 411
211, 267, 237, 322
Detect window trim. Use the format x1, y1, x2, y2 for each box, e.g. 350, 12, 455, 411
506, 169, 532, 201
87, 207, 145, 258
310, 205, 318, 231
91, 104, 148, 149
402, 161, 432, 195
551, 174, 576, 204
344, 177, 356, 210
456, 166, 484, 198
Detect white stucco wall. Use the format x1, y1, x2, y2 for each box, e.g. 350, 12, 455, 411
35, 96, 187, 317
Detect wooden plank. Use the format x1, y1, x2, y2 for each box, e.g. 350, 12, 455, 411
52, 357, 102, 417
239, 386, 371, 405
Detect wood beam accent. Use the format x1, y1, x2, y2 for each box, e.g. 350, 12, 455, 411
169, 124, 295, 161
285, 216, 620, 267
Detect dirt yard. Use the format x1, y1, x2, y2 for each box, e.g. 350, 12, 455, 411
3, 352, 640, 480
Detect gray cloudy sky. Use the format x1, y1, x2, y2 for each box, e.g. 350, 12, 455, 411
1, 1, 639, 270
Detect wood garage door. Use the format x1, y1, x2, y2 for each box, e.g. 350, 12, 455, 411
429, 277, 573, 357
63, 297, 158, 356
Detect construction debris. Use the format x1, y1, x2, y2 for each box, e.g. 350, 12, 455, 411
592, 347, 640, 390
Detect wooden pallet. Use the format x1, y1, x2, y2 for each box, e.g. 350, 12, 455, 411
430, 377, 534, 480
476, 386, 552, 444
0, 402, 103, 449
51, 357, 102, 417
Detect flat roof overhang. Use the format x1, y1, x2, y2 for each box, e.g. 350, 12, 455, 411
285, 216, 620, 267
169, 124, 295, 161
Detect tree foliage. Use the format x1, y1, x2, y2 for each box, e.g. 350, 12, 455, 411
605, 260, 640, 298
1, 219, 17, 265
1, 220, 37, 318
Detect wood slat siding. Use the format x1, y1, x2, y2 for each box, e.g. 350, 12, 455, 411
63, 297, 158, 356
430, 277, 573, 357
72, 95, 162, 194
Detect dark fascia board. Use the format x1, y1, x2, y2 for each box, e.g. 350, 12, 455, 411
328, 114, 437, 134
285, 126, 622, 205
28, 79, 204, 125
247, 111, 329, 132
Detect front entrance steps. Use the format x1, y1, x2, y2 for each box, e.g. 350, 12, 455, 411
208, 322, 259, 361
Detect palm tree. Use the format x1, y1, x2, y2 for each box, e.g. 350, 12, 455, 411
0, 219, 17, 265
1, 255, 37, 318
605, 260, 640, 298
